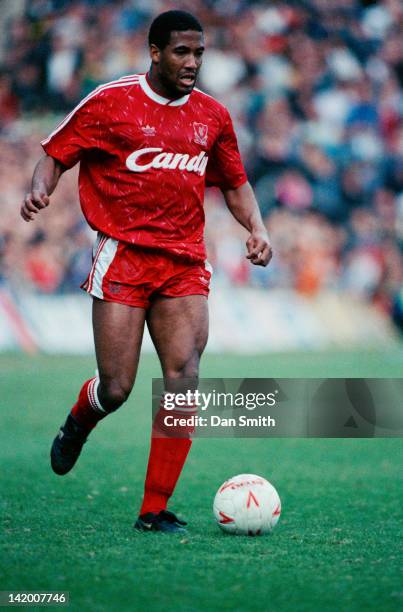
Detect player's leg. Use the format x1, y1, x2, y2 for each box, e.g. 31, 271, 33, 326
51, 298, 146, 475
92, 298, 146, 412
136, 295, 208, 530
147, 294, 209, 383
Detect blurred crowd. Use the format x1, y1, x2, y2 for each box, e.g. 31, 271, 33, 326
0, 0, 402, 329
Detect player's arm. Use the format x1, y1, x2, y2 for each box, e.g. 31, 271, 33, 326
221, 181, 273, 267
21, 154, 66, 222
22, 87, 104, 222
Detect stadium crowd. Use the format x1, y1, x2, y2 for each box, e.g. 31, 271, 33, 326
0, 0, 402, 328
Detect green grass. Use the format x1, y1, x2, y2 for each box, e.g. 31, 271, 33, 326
1, 351, 402, 612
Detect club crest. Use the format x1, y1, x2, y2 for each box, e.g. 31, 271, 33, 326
193, 122, 208, 146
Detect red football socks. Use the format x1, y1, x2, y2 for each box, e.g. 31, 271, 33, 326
140, 395, 196, 516
70, 377, 108, 431
140, 437, 192, 515
71, 383, 195, 514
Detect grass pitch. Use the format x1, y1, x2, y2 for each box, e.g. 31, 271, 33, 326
1, 351, 402, 611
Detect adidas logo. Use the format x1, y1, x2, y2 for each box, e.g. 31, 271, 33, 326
141, 125, 156, 136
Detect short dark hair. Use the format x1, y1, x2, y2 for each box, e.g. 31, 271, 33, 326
148, 10, 203, 50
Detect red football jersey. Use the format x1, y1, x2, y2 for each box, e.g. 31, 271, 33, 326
41, 73, 247, 262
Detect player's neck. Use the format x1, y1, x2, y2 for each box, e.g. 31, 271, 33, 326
146, 69, 183, 101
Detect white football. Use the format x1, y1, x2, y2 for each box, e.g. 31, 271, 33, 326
213, 473, 281, 535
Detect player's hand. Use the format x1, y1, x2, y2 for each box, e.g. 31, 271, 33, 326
246, 230, 273, 267
21, 191, 50, 222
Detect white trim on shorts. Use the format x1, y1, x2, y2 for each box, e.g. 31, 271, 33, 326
87, 233, 119, 299
205, 260, 213, 275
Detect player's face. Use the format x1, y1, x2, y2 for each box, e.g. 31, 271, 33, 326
151, 30, 205, 97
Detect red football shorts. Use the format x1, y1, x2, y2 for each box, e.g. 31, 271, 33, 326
81, 233, 212, 308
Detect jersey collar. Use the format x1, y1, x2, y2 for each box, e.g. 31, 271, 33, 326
139, 74, 190, 107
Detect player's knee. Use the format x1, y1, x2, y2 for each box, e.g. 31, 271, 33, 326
164, 349, 202, 382
165, 362, 199, 380
98, 379, 132, 411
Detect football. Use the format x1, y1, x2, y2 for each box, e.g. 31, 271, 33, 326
213, 473, 281, 535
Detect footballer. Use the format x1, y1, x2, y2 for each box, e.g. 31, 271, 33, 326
21, 10, 272, 533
